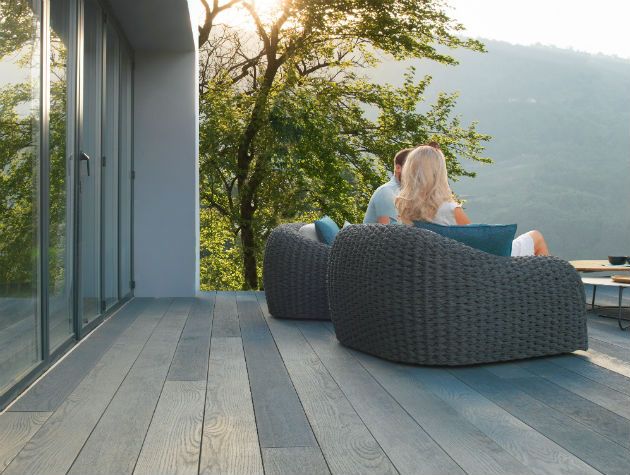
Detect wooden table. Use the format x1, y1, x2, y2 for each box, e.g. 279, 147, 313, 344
570, 260, 630, 273
571, 261, 630, 330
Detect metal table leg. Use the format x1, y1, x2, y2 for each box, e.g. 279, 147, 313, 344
618, 287, 629, 331
592, 285, 597, 309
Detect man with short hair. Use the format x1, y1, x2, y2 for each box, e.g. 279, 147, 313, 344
363, 148, 414, 224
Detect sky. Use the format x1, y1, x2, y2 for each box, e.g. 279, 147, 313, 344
447, 0, 630, 59
195, 0, 630, 59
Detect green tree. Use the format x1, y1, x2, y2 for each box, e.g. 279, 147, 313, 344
198, 0, 491, 290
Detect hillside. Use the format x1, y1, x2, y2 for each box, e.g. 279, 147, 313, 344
374, 40, 630, 259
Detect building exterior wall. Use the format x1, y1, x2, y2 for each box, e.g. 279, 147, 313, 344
133, 51, 199, 297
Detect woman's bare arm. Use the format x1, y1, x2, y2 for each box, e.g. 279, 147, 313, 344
454, 207, 472, 225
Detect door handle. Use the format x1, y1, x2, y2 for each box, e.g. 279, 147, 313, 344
80, 151, 91, 176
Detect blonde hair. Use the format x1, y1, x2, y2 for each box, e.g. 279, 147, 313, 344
395, 145, 454, 224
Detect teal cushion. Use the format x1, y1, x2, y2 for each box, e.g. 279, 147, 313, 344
314, 216, 340, 245
413, 222, 517, 256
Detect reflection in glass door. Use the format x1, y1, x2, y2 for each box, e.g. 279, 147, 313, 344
102, 21, 119, 310
78, 0, 102, 325
49, 0, 77, 351
0, 0, 42, 393
119, 48, 132, 299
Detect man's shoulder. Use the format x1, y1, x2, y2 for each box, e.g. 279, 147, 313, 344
373, 180, 398, 198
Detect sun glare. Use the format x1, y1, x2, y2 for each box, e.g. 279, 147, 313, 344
195, 0, 285, 31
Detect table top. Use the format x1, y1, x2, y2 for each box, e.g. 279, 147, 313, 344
582, 276, 630, 287
570, 260, 630, 272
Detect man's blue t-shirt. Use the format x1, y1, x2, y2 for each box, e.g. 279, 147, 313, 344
363, 176, 400, 223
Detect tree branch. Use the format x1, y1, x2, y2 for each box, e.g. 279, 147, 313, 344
198, 0, 242, 47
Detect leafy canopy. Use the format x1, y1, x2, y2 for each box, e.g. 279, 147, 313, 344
198, 0, 491, 289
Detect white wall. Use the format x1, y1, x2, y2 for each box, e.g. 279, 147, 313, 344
133, 51, 199, 297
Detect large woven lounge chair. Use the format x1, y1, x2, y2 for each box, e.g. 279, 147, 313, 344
263, 223, 331, 320
328, 224, 588, 365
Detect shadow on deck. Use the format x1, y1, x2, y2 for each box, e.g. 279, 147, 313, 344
1, 291, 629, 474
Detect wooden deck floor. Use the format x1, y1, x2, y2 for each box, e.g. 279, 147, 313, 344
1, 291, 629, 475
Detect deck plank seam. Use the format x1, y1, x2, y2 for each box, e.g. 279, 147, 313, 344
236, 293, 275, 475
293, 320, 405, 474
0, 412, 52, 474
5, 298, 143, 414
324, 319, 624, 473
196, 291, 216, 475
320, 321, 614, 474
238, 292, 320, 451
547, 357, 630, 398
589, 336, 630, 353
64, 298, 174, 475
351, 353, 526, 475
447, 367, 620, 474
315, 321, 469, 474
129, 299, 195, 475
254, 294, 334, 475
511, 363, 630, 426
318, 316, 476, 471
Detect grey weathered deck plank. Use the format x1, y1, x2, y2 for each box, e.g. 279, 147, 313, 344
401, 365, 601, 475
572, 345, 630, 379
550, 355, 630, 396
10, 298, 146, 412
590, 338, 630, 365
133, 380, 206, 475
591, 338, 630, 364
68, 299, 191, 475
518, 359, 630, 420
354, 353, 531, 475
212, 291, 240, 337
2, 298, 171, 475
236, 292, 317, 449
259, 299, 396, 475
512, 374, 630, 449
262, 447, 330, 475
7, 292, 630, 475
298, 321, 465, 475
167, 297, 215, 381
199, 336, 263, 475
454, 366, 630, 475
588, 319, 630, 350
0, 412, 50, 472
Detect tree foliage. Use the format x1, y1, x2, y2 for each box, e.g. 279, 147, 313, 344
198, 0, 491, 289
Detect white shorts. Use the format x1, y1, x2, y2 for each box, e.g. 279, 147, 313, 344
511, 232, 535, 257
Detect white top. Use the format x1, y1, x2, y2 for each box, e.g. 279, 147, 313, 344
431, 201, 460, 225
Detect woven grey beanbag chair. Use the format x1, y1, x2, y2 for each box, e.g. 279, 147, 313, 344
327, 224, 587, 365
263, 223, 331, 320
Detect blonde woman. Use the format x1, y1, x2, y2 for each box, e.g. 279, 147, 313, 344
394, 145, 549, 256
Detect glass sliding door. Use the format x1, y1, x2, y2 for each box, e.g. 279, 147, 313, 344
48, 0, 76, 351
0, 0, 42, 392
0, 0, 135, 407
119, 47, 132, 298
78, 0, 102, 325
102, 20, 119, 310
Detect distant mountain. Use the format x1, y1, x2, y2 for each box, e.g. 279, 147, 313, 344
371, 40, 630, 260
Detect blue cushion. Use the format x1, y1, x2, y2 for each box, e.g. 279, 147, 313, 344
413, 222, 517, 256
314, 216, 340, 245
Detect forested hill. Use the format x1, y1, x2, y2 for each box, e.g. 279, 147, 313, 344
375, 39, 630, 260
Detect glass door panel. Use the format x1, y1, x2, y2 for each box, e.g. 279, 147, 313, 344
48, 0, 76, 350
118, 48, 132, 298
0, 0, 42, 391
102, 21, 119, 310
78, 0, 102, 325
